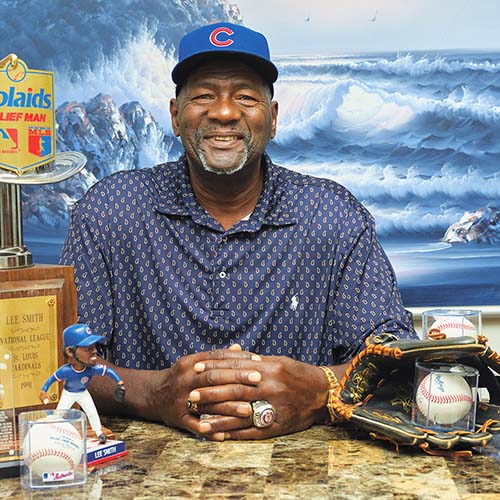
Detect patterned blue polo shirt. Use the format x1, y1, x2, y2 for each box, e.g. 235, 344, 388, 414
60, 154, 415, 369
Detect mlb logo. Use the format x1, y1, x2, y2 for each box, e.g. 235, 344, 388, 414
42, 470, 75, 482
0, 128, 19, 151
28, 128, 52, 157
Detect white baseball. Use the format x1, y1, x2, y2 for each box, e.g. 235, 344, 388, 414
416, 372, 473, 425
23, 421, 84, 477
428, 316, 477, 338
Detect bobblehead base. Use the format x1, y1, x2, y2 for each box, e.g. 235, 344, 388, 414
86, 425, 128, 466
87, 438, 128, 467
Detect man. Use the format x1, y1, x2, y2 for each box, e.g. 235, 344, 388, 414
40, 324, 126, 443
60, 22, 416, 441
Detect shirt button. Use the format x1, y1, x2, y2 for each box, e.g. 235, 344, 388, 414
219, 271, 227, 279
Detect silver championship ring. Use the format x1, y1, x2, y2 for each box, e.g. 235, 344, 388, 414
251, 400, 276, 428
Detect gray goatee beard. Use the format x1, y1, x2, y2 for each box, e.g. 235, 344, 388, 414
196, 130, 250, 175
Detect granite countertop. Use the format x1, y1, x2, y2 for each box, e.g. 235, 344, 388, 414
2, 417, 500, 499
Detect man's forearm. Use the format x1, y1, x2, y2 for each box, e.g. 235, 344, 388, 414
88, 360, 166, 422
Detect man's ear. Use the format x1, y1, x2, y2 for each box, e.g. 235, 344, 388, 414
64, 347, 74, 359
270, 100, 278, 139
170, 98, 181, 137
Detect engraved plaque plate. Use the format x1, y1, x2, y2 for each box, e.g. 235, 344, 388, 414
0, 296, 59, 408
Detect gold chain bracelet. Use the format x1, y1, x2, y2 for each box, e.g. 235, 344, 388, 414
318, 365, 341, 425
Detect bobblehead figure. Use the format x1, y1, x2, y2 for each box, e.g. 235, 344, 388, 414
40, 324, 125, 444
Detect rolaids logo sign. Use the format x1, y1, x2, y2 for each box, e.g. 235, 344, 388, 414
0, 56, 56, 175
0, 86, 52, 108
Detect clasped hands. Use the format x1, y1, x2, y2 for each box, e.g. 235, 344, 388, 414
156, 345, 328, 441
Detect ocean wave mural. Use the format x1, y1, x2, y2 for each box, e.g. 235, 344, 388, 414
1, 0, 499, 307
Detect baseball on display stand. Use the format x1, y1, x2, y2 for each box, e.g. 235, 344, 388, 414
415, 372, 474, 426
429, 316, 478, 338
23, 420, 84, 478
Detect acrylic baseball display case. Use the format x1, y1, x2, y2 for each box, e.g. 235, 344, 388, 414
421, 309, 481, 340
412, 361, 479, 432
19, 408, 87, 489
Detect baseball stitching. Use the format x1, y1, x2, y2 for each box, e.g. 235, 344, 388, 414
433, 321, 476, 332
418, 381, 473, 405
47, 424, 81, 440
29, 448, 76, 469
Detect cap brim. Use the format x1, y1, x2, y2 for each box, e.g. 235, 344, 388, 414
172, 52, 278, 87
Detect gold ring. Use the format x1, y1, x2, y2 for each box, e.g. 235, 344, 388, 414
187, 400, 199, 414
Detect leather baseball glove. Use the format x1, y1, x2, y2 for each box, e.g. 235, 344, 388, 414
329, 334, 500, 457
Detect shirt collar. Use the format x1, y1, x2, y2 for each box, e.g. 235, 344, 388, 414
154, 154, 298, 231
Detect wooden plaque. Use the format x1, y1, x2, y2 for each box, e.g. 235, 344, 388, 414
0, 264, 77, 412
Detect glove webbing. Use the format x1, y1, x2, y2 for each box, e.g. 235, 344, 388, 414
332, 339, 404, 419
339, 341, 403, 382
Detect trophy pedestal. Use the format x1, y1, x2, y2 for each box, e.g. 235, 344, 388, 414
0, 246, 32, 269
0, 264, 77, 476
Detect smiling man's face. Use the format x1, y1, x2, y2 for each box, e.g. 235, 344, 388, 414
170, 58, 277, 176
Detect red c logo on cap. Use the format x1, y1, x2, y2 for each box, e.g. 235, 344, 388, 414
209, 27, 234, 47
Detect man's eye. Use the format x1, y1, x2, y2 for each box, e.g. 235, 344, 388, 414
237, 94, 259, 105
193, 94, 213, 101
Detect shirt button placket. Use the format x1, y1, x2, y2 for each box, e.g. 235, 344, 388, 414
213, 234, 229, 311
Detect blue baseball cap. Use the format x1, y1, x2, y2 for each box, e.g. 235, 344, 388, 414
172, 22, 278, 88
63, 324, 105, 348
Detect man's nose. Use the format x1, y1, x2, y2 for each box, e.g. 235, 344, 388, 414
207, 95, 242, 122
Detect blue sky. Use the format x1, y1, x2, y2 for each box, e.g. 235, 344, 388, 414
234, 0, 500, 54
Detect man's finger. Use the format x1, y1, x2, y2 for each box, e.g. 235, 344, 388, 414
190, 401, 252, 418
197, 415, 253, 434
194, 358, 262, 374
206, 349, 261, 361
189, 383, 257, 404
224, 426, 278, 440
193, 367, 262, 386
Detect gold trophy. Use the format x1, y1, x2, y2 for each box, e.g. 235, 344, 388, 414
0, 54, 85, 475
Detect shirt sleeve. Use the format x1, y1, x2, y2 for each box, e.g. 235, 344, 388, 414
40, 366, 66, 392
41, 373, 58, 393
328, 208, 416, 363
59, 193, 114, 352
104, 365, 122, 383
93, 364, 121, 383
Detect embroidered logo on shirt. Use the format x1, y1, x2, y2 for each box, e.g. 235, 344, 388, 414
290, 295, 299, 311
